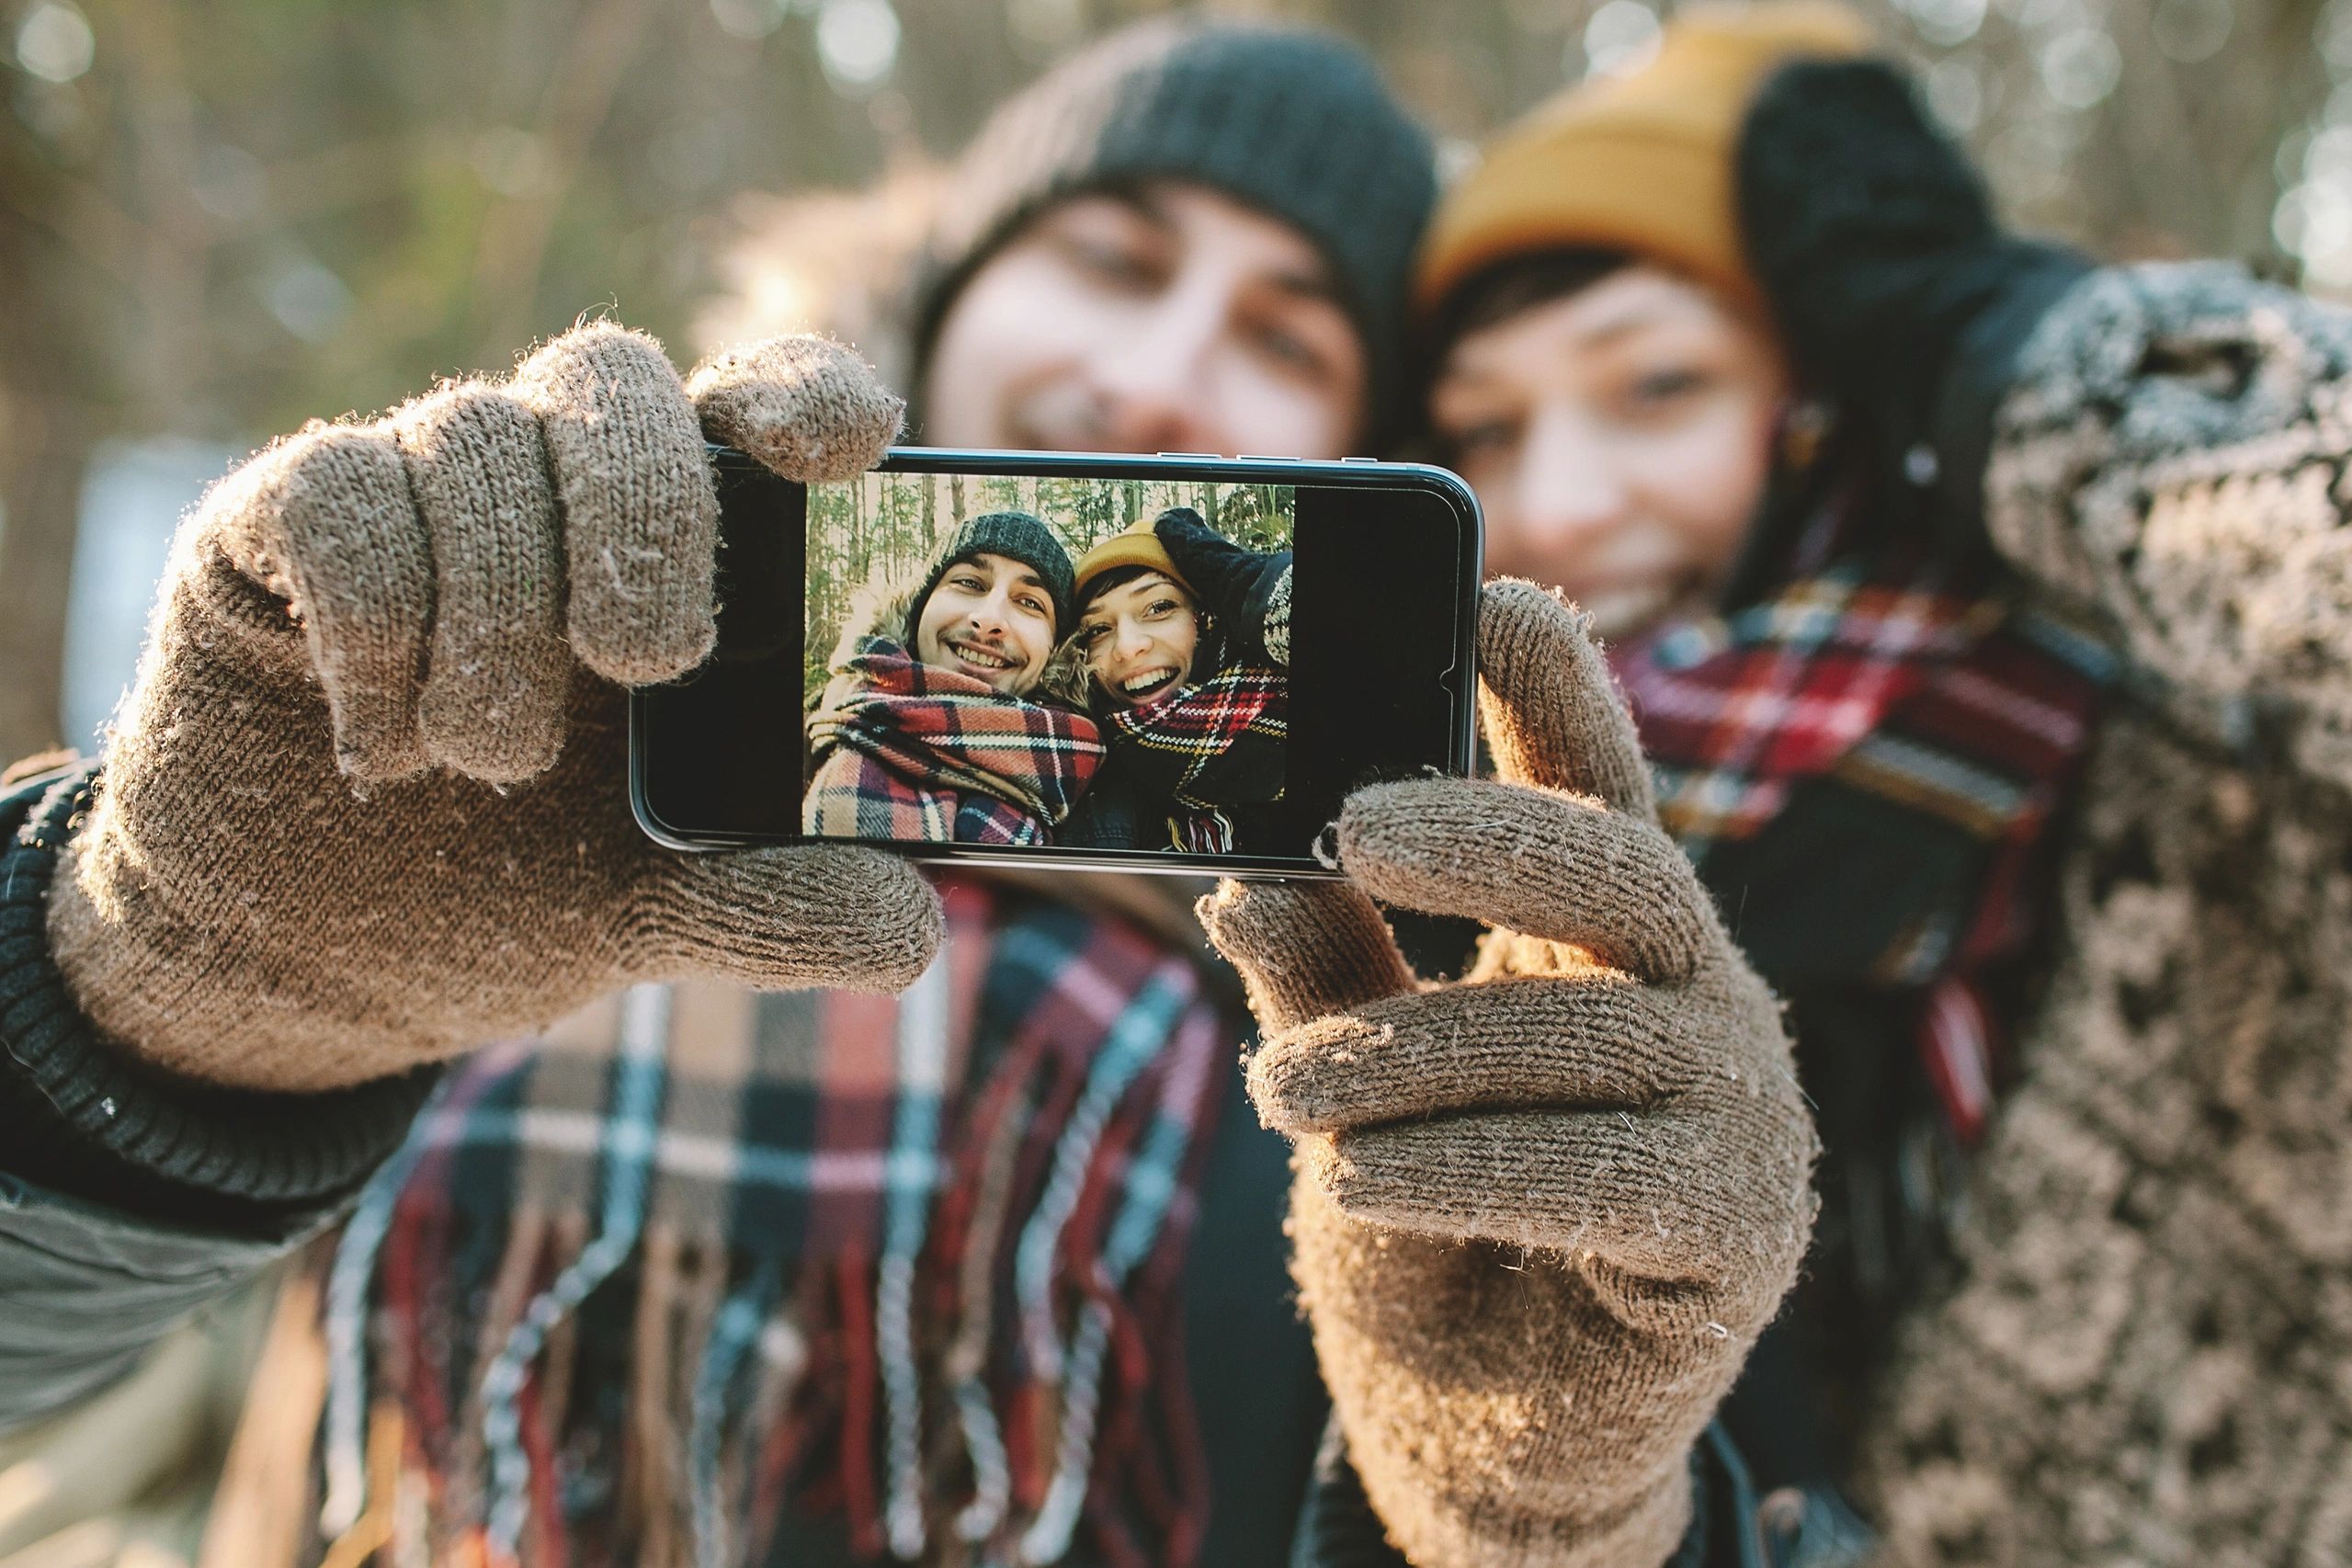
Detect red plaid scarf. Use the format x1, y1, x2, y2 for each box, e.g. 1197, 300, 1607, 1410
312, 881, 1233, 1568
1611, 483, 2113, 1142
1103, 665, 1288, 854
805, 640, 1105, 846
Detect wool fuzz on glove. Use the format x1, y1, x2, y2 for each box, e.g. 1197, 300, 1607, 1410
47, 324, 940, 1092
1200, 580, 1819, 1568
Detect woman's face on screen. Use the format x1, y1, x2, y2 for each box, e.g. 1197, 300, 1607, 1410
1075, 572, 1201, 707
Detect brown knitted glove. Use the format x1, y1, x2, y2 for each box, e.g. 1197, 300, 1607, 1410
1199, 581, 1819, 1568
45, 324, 940, 1093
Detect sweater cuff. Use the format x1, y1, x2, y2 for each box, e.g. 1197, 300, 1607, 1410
0, 767, 437, 1227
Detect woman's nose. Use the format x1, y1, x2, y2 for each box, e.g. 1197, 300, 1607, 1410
1512, 403, 1632, 547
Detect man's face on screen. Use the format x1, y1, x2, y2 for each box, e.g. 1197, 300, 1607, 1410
923, 181, 1368, 460
1075, 571, 1201, 706
913, 552, 1057, 695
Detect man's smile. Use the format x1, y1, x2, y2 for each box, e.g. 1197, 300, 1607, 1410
943, 636, 1021, 675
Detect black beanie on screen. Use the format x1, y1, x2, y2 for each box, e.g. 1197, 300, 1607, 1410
908, 17, 1438, 446
904, 510, 1077, 642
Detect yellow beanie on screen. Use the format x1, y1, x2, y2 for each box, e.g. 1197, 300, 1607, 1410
1416, 1, 1873, 321
1074, 524, 1192, 606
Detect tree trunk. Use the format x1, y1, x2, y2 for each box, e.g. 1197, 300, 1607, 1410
0, 394, 91, 764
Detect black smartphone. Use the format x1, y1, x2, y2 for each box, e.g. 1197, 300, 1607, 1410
630, 447, 1482, 878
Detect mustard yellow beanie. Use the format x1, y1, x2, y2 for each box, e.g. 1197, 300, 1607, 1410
1074, 524, 1193, 607
1416, 1, 1873, 321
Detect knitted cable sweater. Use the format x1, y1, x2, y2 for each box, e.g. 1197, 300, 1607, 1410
1853, 262, 2352, 1565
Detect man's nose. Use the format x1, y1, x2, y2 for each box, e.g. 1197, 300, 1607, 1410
964, 590, 1013, 637
1510, 403, 1633, 551
1090, 294, 1220, 454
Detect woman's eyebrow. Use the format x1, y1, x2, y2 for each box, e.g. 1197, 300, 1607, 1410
1569, 301, 1689, 350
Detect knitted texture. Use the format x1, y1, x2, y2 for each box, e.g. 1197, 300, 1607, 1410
907, 17, 1436, 442
903, 508, 1076, 638
1734, 58, 2089, 544
0, 767, 437, 1216
1199, 581, 1818, 1568
45, 324, 939, 1093
1415, 0, 1870, 319
1847, 262, 2352, 1564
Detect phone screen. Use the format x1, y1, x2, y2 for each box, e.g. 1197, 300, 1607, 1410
631, 449, 1480, 876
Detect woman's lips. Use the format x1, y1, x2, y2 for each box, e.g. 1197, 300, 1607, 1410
1118, 665, 1180, 701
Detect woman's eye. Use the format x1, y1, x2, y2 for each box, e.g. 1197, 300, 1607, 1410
1249, 321, 1324, 376
1446, 417, 1517, 457
1627, 368, 1708, 406
1076, 624, 1106, 649
1145, 597, 1180, 619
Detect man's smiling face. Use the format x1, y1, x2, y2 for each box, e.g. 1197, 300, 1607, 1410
912, 551, 1057, 695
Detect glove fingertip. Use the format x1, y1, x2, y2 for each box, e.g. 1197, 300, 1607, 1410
1476, 578, 1655, 816
689, 335, 904, 484
1197, 879, 1414, 1031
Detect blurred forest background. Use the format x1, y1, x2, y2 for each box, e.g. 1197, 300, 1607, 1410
806, 472, 1290, 699
6, 0, 2352, 761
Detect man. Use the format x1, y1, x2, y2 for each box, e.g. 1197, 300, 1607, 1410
803, 513, 1103, 845
0, 18, 1813, 1568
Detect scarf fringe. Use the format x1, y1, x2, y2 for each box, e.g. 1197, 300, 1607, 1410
317, 898, 1225, 1568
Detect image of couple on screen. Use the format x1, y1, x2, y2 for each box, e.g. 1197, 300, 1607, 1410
802, 500, 1291, 853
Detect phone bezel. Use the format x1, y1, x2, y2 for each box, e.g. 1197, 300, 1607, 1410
630, 447, 1483, 879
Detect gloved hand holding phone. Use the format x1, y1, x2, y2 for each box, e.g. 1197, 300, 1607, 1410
1201, 581, 1820, 1568
45, 325, 942, 1093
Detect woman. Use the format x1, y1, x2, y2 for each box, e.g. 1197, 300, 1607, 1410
1396, 4, 2352, 1562
1062, 507, 1290, 852
802, 509, 1106, 845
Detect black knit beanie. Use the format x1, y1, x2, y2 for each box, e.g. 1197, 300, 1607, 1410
905, 510, 1077, 642
909, 17, 1437, 447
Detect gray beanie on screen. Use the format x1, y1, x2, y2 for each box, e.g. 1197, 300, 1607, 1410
904, 510, 1077, 642
909, 17, 1438, 445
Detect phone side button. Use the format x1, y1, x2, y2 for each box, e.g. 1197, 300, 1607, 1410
1341, 455, 1380, 463
1154, 450, 1221, 459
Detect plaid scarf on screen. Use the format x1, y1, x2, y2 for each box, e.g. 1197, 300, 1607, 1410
307, 879, 1231, 1568
1103, 665, 1288, 855
805, 640, 1105, 846
1611, 476, 2115, 1144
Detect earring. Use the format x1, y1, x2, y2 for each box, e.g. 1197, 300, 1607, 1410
1780, 398, 1835, 472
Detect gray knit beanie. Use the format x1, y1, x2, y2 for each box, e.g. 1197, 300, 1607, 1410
909, 17, 1437, 446
904, 510, 1077, 642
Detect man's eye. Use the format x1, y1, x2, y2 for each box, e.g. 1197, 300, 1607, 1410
949, 573, 984, 592
1065, 236, 1160, 290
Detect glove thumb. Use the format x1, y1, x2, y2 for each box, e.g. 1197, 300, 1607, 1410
634, 843, 942, 994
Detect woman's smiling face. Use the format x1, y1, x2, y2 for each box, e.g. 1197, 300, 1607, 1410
913, 551, 1058, 695
1430, 265, 1785, 640
1076, 571, 1201, 706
